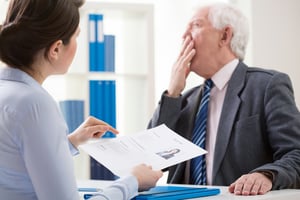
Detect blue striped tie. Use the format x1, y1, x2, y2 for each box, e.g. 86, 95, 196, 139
190, 79, 213, 185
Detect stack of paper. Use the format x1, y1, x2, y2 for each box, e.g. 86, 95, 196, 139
80, 124, 207, 177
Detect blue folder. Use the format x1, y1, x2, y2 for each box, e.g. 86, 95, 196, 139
104, 35, 115, 72
133, 186, 220, 200
88, 14, 97, 71
96, 14, 105, 71
59, 100, 84, 133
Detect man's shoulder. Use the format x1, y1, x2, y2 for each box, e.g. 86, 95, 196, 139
230, 62, 292, 93
238, 62, 289, 81
247, 66, 282, 76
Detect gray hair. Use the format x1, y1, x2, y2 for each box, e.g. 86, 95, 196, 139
208, 3, 249, 60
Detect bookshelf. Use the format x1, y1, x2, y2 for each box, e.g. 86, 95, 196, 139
43, 1, 154, 179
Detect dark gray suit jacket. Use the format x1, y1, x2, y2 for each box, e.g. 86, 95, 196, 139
148, 61, 300, 189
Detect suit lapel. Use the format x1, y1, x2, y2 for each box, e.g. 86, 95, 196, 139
212, 62, 248, 182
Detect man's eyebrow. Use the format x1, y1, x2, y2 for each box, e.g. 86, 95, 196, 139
191, 18, 205, 23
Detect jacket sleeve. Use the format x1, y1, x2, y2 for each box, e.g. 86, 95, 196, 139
252, 72, 300, 189
148, 91, 183, 130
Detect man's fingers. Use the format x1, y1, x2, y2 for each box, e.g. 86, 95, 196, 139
229, 173, 272, 196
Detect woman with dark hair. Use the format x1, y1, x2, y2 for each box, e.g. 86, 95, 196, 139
0, 0, 162, 199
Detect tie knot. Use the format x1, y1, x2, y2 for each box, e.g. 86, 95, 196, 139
204, 79, 213, 89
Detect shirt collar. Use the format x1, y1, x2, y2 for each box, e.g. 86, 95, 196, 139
211, 59, 239, 91
0, 67, 42, 90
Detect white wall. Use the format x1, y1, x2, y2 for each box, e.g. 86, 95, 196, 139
232, 0, 300, 108
0, 1, 8, 21
252, 0, 300, 108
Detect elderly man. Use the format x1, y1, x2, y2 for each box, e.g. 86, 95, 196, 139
148, 2, 300, 196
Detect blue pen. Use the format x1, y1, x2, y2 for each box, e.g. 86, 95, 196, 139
83, 194, 97, 200
83, 194, 94, 199
83, 193, 105, 200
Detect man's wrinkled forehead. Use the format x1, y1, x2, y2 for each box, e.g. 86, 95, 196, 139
189, 6, 210, 24
190, 6, 210, 21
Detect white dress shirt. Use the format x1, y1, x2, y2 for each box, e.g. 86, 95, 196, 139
206, 59, 239, 184
0, 67, 138, 200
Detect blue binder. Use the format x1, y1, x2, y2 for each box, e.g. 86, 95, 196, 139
88, 14, 97, 71
102, 80, 116, 138
89, 80, 102, 119
89, 80, 117, 180
133, 186, 220, 200
88, 13, 105, 71
96, 14, 105, 71
59, 100, 84, 133
89, 80, 116, 138
104, 35, 115, 72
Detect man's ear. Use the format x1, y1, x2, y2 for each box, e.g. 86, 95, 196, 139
220, 26, 233, 46
48, 40, 63, 61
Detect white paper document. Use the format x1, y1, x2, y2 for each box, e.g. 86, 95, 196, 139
80, 124, 207, 177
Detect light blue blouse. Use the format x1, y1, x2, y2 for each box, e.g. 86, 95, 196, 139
0, 67, 138, 200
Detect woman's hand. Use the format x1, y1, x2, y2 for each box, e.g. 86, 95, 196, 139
131, 164, 163, 192
68, 116, 119, 148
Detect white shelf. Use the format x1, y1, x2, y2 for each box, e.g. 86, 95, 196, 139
43, 1, 155, 180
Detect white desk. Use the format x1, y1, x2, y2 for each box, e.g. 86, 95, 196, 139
77, 180, 300, 200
